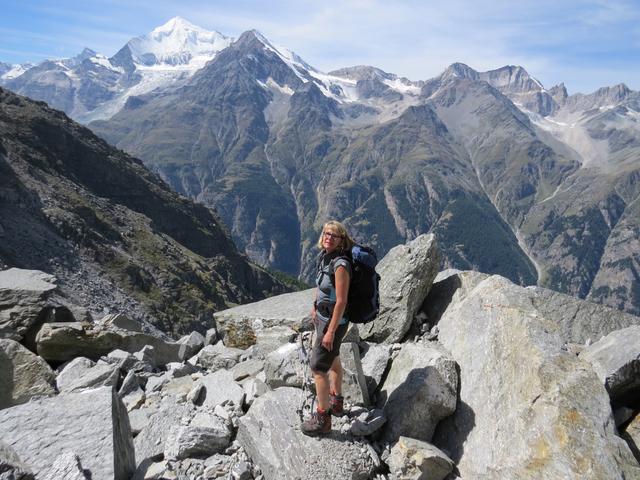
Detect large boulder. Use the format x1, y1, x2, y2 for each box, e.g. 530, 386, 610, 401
213, 289, 314, 354
378, 342, 457, 443
193, 343, 243, 372
0, 269, 57, 341
264, 343, 305, 389
237, 387, 376, 480
360, 343, 392, 398
56, 362, 120, 393
36, 321, 181, 364
0, 338, 56, 408
579, 325, 640, 406
434, 275, 640, 479
164, 412, 231, 460
622, 414, 640, 464
0, 386, 135, 479
198, 369, 245, 410
360, 234, 440, 343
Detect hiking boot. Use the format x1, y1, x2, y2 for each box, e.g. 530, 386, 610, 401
301, 409, 331, 436
329, 394, 345, 416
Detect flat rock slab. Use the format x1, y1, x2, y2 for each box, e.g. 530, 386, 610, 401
237, 387, 376, 480
199, 369, 245, 410
360, 234, 440, 343
0, 386, 135, 479
434, 275, 640, 479
0, 440, 35, 480
388, 436, 454, 480
580, 325, 640, 405
0, 338, 55, 408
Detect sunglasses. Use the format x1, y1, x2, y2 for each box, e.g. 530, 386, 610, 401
323, 232, 343, 240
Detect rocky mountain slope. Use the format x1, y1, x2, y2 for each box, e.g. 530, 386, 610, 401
0, 87, 287, 335
88, 27, 640, 316
1, 235, 639, 479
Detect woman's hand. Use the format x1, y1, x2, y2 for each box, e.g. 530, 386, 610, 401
322, 329, 335, 351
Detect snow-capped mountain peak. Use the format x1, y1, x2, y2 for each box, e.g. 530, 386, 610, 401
126, 16, 233, 68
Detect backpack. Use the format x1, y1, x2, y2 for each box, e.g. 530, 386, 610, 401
327, 244, 381, 324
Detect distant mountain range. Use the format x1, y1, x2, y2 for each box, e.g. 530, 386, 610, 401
2, 18, 639, 317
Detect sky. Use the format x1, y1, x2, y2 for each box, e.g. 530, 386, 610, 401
1, 0, 639, 94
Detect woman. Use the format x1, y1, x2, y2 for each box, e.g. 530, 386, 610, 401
301, 220, 355, 436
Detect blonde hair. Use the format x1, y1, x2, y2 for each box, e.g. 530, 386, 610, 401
317, 220, 355, 252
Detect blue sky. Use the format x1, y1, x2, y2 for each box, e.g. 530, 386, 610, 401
1, 0, 639, 94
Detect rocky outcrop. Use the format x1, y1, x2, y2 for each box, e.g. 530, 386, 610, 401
0, 338, 55, 408
434, 275, 640, 479
0, 386, 135, 479
360, 234, 440, 343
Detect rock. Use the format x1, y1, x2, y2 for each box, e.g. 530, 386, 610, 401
360, 343, 392, 398
0, 268, 57, 341
164, 413, 231, 460
349, 409, 386, 436
213, 289, 315, 351
434, 275, 640, 479
0, 440, 35, 480
36, 322, 182, 364
360, 234, 440, 343
378, 342, 457, 443
119, 371, 146, 411
134, 399, 194, 466
231, 359, 264, 381
166, 361, 198, 378
161, 375, 195, 400
340, 342, 370, 406
0, 338, 55, 408
178, 331, 205, 361
199, 369, 245, 410
230, 461, 252, 480
622, 414, 640, 464
106, 349, 143, 371
387, 436, 454, 480
99, 313, 143, 333
0, 386, 135, 479
128, 408, 150, 435
615, 407, 636, 428
205, 327, 218, 346
422, 270, 490, 326
580, 325, 640, 406
41, 452, 88, 480
237, 387, 376, 480
264, 343, 304, 388
57, 362, 120, 393
56, 357, 95, 390
242, 377, 268, 407
195, 343, 244, 372
145, 374, 169, 393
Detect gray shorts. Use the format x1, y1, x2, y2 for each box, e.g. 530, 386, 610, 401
309, 317, 349, 373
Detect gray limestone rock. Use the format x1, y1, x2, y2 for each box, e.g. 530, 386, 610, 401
349, 409, 386, 436
378, 342, 457, 443
231, 359, 264, 381
387, 436, 454, 480
205, 327, 218, 346
199, 369, 245, 410
195, 343, 243, 372
56, 357, 95, 391
57, 362, 120, 393
622, 414, 640, 464
134, 399, 194, 466
360, 234, 440, 343
177, 331, 205, 361
237, 387, 376, 480
434, 275, 640, 479
360, 343, 392, 398
242, 377, 268, 407
164, 413, 231, 460
213, 289, 315, 351
264, 343, 304, 389
0, 268, 57, 341
580, 325, 640, 405
36, 322, 182, 364
0, 338, 55, 408
340, 342, 370, 406
0, 440, 35, 480
41, 452, 88, 480
0, 386, 135, 479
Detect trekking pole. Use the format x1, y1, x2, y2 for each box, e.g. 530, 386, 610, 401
296, 329, 315, 423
